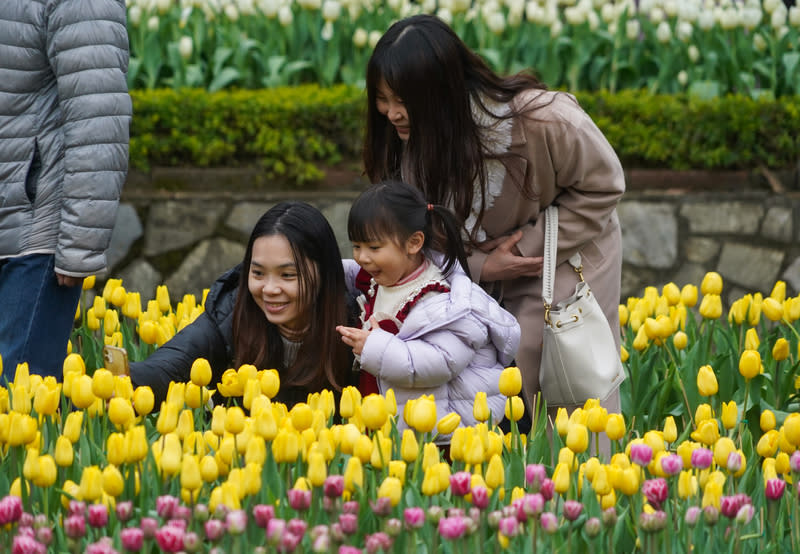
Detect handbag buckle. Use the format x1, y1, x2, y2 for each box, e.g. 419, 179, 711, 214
544, 303, 552, 325
574, 265, 585, 282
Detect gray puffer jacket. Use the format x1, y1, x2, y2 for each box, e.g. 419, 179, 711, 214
0, 0, 131, 277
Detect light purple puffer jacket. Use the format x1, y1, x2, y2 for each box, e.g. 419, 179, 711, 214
344, 258, 521, 436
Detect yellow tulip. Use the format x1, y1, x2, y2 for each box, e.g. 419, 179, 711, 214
102, 464, 125, 497
11, 384, 31, 414
772, 338, 790, 362
691, 419, 720, 445
218, 368, 244, 397
370, 433, 392, 469
605, 413, 626, 441
721, 401, 738, 430
555, 407, 570, 437
586, 406, 608, 434
160, 433, 183, 476
681, 284, 698, 307
106, 432, 126, 466
566, 423, 589, 454
783, 413, 800, 446
156, 284, 172, 313
63, 411, 83, 443
663, 416, 678, 443
179, 454, 203, 491
633, 326, 649, 351
662, 282, 681, 305
744, 327, 760, 351
620, 345, 629, 363
775, 451, 790, 475
673, 331, 688, 350
400, 429, 419, 463
700, 272, 723, 295
698, 294, 722, 320
498, 366, 522, 397
592, 465, 613, 496
695, 403, 713, 423
79, 465, 103, 502
156, 402, 179, 435
505, 396, 525, 422
187, 357, 213, 387
423, 441, 442, 470
437, 412, 461, 436
678, 470, 698, 499
71, 374, 95, 409
713, 437, 736, 468
344, 456, 363, 492
619, 304, 629, 327
33, 454, 57, 488
485, 453, 505, 490
409, 395, 437, 433
761, 409, 776, 432
388, 460, 406, 485
360, 395, 388, 431
54, 435, 74, 467
122, 388, 151, 419
108, 397, 135, 429
756, 430, 780, 458
473, 391, 490, 423
103, 308, 120, 337
126, 426, 149, 463
377, 476, 403, 506
225, 406, 246, 435
762, 297, 784, 322
552, 462, 571, 494
738, 349, 761, 380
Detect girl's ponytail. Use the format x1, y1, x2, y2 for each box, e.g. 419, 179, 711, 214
427, 203, 471, 280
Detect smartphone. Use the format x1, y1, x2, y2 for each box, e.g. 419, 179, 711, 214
103, 345, 129, 376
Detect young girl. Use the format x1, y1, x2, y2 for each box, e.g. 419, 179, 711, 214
131, 202, 355, 407
336, 181, 520, 432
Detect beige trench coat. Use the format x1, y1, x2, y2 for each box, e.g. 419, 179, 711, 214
466, 90, 625, 420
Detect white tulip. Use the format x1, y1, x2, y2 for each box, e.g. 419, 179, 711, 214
322, 0, 341, 21
224, 3, 239, 20
771, 6, 787, 29
697, 10, 714, 29
278, 5, 293, 25
720, 8, 739, 29
437, 7, 454, 24
600, 3, 615, 23
453, 0, 472, 14
508, 0, 525, 19
763, 0, 781, 14
790, 6, 800, 27
664, 0, 678, 17
639, 0, 655, 15
238, 0, 257, 15
587, 9, 599, 29
129, 5, 143, 25
650, 7, 665, 24
542, 3, 558, 25
655, 20, 672, 42
777, 24, 789, 38
564, 6, 585, 24
550, 18, 563, 37
752, 32, 767, 52
626, 18, 640, 40
368, 30, 382, 49
178, 36, 193, 59
677, 70, 688, 86
687, 44, 699, 62
352, 27, 368, 48
321, 21, 334, 40
741, 6, 763, 29
487, 10, 507, 34
258, 0, 279, 17
422, 0, 437, 12
676, 20, 693, 41
155, 0, 172, 14
147, 15, 160, 31
608, 19, 617, 33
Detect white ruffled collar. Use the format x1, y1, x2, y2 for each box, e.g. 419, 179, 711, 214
463, 95, 513, 241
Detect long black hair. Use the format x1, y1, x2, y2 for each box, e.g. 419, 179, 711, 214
231, 202, 351, 393
347, 180, 470, 279
364, 14, 547, 242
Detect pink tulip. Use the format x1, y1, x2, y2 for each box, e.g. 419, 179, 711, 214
64, 514, 86, 540
690, 447, 713, 470
34, 527, 52, 547
641, 478, 668, 509
278, 530, 301, 553
0, 496, 23, 526
766, 478, 787, 501
639, 510, 667, 532
539, 478, 555, 501
116, 501, 134, 523
471, 485, 490, 510
85, 538, 116, 554
288, 518, 308, 538
68, 500, 86, 517
266, 518, 286, 544
525, 464, 547, 491
438, 516, 467, 540
323, 475, 345, 498
226, 510, 247, 535
338, 547, 362, 554
630, 443, 653, 467
183, 531, 201, 552
790, 451, 800, 474
563, 500, 583, 521
287, 489, 311, 511
339, 513, 358, 535
498, 516, 518, 537
193, 504, 210, 522
660, 453, 683, 476
584, 517, 601, 537
403, 507, 425, 529
365, 531, 392, 553
519, 493, 544, 520
156, 495, 179, 520
726, 451, 742, 473
602, 507, 617, 528
450, 471, 472, 496
736, 504, 755, 525
87, 504, 109, 528
120, 527, 144, 552
11, 535, 45, 554
155, 525, 185, 553
312, 533, 330, 553
166, 518, 187, 530
174, 506, 192, 522
370, 497, 392, 517
684, 506, 701, 527
539, 512, 559, 534
253, 504, 275, 528
140, 517, 159, 539
342, 500, 359, 514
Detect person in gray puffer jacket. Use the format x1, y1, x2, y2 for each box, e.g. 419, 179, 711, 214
0, 0, 132, 381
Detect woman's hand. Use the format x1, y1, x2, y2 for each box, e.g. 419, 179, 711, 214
479, 230, 543, 281
336, 316, 378, 355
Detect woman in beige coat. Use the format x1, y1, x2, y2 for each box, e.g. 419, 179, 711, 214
363, 14, 625, 431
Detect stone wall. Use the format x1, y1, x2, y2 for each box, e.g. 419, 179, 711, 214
107, 169, 800, 306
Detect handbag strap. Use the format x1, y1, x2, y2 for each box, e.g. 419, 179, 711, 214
542, 205, 583, 319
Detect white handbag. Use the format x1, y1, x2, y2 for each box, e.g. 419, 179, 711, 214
539, 205, 625, 407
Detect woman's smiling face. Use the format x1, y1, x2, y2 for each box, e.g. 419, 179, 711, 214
248, 235, 308, 335
376, 79, 410, 141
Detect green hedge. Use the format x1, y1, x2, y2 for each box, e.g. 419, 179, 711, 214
130, 86, 800, 184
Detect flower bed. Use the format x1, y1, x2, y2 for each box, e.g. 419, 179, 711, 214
0, 271, 798, 552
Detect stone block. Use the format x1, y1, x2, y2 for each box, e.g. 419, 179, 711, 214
685, 237, 719, 264
782, 256, 800, 296
680, 202, 763, 234
165, 238, 246, 299
116, 260, 163, 301
107, 203, 143, 272
717, 241, 784, 293
144, 200, 229, 256
226, 202, 276, 238
618, 202, 677, 269
761, 206, 793, 243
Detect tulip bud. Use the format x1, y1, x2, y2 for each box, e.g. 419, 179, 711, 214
436, 412, 461, 436
473, 391, 490, 423
361, 395, 389, 431
498, 366, 522, 397
700, 272, 723, 295
738, 349, 762, 380
772, 338, 790, 361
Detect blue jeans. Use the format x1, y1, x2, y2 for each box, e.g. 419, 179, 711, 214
0, 253, 81, 382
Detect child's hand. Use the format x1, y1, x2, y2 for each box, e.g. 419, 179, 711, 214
336, 317, 378, 356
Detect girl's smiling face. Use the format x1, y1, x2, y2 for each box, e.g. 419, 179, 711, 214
375, 79, 410, 141
351, 231, 424, 287
248, 235, 308, 335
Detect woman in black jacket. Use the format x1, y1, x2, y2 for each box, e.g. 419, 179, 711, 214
130, 202, 355, 407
